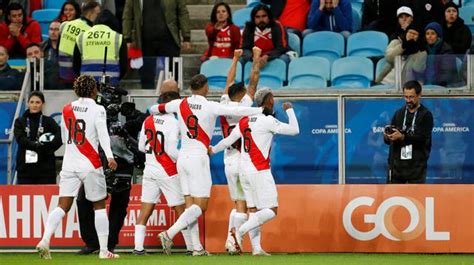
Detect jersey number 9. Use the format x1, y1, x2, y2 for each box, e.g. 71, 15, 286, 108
186, 115, 199, 139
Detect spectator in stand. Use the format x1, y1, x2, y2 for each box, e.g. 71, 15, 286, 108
76, 0, 115, 14
423, 22, 458, 87
0, 44, 22, 90
390, 6, 414, 40
402, 0, 444, 28
201, 2, 241, 62
376, 22, 427, 86
123, 0, 191, 89
0, 2, 41, 58
56, 0, 81, 23
442, 2, 471, 56
361, 0, 401, 37
13, 91, 62, 184
241, 4, 289, 66
9, 0, 41, 17
261, 0, 311, 36
41, 21, 60, 89
306, 0, 353, 38
0, 2, 6, 23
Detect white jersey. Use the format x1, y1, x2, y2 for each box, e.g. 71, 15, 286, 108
61, 98, 113, 172
138, 113, 179, 177
219, 94, 253, 163
150, 95, 262, 156
212, 109, 299, 175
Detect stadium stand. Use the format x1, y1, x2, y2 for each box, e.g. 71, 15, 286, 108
8, 59, 27, 71
288, 57, 330, 89
233, 7, 253, 29
459, 6, 474, 33
351, 0, 363, 15
247, 0, 262, 8
303, 31, 345, 64
32, 9, 60, 37
244, 58, 286, 89
462, 0, 474, 6
352, 7, 361, 32
346, 31, 388, 57
43, 0, 67, 9
200, 58, 242, 90
288, 32, 301, 56
331, 56, 374, 88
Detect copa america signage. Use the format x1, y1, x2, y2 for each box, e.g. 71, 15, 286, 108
343, 197, 450, 242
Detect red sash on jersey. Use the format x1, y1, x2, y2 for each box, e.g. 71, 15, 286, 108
144, 116, 178, 176
220, 116, 241, 152
63, 103, 102, 169
239, 117, 270, 171
179, 99, 211, 148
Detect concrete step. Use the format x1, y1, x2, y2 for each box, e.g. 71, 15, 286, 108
187, 4, 246, 29
181, 41, 208, 55
191, 29, 206, 43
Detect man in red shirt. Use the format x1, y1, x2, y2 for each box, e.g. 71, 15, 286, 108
241, 4, 289, 67
0, 3, 42, 58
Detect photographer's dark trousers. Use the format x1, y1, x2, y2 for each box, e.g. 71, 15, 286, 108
76, 185, 130, 250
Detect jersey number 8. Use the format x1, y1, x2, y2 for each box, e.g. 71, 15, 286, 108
67, 118, 86, 145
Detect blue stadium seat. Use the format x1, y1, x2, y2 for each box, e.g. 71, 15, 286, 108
233, 7, 253, 29
247, 0, 261, 7
42, 34, 49, 41
352, 7, 361, 32
8, 59, 27, 71
351, 0, 363, 14
459, 7, 474, 33
331, 57, 374, 88
375, 58, 386, 79
43, 0, 66, 9
288, 57, 330, 89
462, 0, 474, 6
288, 32, 301, 56
303, 31, 345, 64
244, 59, 287, 89
200, 58, 242, 90
347, 31, 388, 57
32, 9, 60, 37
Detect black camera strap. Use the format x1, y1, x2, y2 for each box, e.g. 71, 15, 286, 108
402, 107, 417, 133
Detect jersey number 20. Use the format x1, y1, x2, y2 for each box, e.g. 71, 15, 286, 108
144, 129, 165, 155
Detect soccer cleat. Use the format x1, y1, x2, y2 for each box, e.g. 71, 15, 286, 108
230, 228, 243, 254
253, 249, 271, 256
99, 250, 120, 259
158, 231, 173, 255
225, 238, 238, 255
36, 242, 52, 259
185, 250, 193, 256
192, 249, 211, 256
132, 249, 147, 256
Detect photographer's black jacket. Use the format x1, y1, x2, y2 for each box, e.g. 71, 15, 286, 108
14, 111, 62, 182
384, 104, 433, 181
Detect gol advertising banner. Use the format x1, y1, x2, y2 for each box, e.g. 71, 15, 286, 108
205, 185, 474, 253
0, 185, 203, 250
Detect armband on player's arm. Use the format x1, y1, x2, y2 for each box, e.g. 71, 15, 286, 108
149, 104, 167, 114
149, 99, 181, 114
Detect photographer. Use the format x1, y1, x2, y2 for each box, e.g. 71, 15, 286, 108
384, 80, 433, 184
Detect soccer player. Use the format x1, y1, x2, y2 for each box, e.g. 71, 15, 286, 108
36, 75, 119, 259
133, 91, 193, 255
149, 74, 263, 256
210, 88, 300, 255
220, 47, 264, 255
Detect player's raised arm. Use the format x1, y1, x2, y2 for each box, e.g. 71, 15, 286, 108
211, 123, 243, 154
270, 102, 300, 136
224, 49, 243, 94
149, 99, 181, 115
247, 47, 262, 100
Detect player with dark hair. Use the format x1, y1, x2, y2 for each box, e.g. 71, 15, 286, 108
36, 75, 119, 259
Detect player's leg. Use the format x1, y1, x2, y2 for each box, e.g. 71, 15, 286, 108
37, 171, 79, 259
85, 170, 119, 259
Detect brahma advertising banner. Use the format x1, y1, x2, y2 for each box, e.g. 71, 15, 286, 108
0, 185, 203, 250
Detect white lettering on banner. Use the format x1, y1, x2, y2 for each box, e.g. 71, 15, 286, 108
0, 197, 6, 238
33, 195, 61, 238
343, 196, 450, 241
123, 209, 167, 227
9, 195, 30, 238
65, 203, 80, 238
158, 209, 167, 226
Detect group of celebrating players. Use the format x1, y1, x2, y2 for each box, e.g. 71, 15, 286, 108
36, 46, 300, 259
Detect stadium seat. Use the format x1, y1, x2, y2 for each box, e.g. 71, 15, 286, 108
303, 31, 345, 64
247, 0, 261, 7
42, 34, 49, 41
331, 57, 374, 88
352, 7, 361, 32
351, 0, 363, 15
459, 7, 474, 33
43, 0, 66, 9
233, 7, 253, 29
288, 32, 301, 56
462, 0, 474, 6
200, 58, 242, 90
8, 59, 27, 71
244, 59, 287, 89
288, 57, 330, 89
375, 58, 386, 79
32, 9, 60, 37
346, 31, 388, 57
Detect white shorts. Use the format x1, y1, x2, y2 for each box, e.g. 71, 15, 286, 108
240, 173, 255, 208
59, 169, 106, 202
247, 170, 278, 210
177, 154, 212, 198
224, 158, 245, 201
141, 168, 184, 207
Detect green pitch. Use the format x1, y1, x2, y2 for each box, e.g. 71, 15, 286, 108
0, 253, 473, 265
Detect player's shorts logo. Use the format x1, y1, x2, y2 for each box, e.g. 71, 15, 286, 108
342, 196, 450, 241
